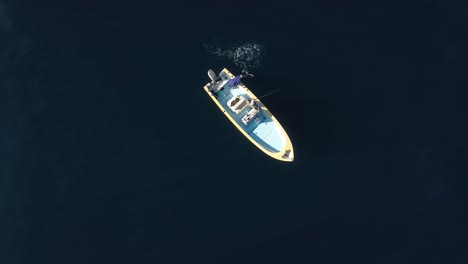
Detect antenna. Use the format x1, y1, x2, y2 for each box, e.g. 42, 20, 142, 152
257, 89, 281, 99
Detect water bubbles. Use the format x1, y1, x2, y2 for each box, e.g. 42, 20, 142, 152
232, 43, 263, 71
203, 39, 265, 72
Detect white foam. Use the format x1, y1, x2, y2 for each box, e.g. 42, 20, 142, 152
203, 39, 265, 72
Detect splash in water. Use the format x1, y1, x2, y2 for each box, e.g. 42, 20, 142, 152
203, 39, 265, 72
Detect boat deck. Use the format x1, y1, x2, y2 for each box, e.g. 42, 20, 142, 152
204, 68, 294, 161
213, 70, 286, 152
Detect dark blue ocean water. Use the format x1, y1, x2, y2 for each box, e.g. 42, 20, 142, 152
1, 1, 467, 263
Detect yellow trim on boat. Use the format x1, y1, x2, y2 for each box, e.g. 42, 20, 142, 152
203, 68, 294, 162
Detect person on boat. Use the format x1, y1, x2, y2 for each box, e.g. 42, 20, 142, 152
249, 98, 259, 110
229, 70, 254, 88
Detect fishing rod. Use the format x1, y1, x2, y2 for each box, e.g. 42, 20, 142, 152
257, 89, 281, 99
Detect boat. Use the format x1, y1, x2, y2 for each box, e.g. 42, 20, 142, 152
203, 68, 294, 162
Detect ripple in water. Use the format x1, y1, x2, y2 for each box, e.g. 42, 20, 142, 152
203, 39, 265, 72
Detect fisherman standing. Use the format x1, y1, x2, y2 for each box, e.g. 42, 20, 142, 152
249, 98, 259, 110
228, 70, 254, 88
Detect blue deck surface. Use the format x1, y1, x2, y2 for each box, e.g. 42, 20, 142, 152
215, 71, 286, 152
